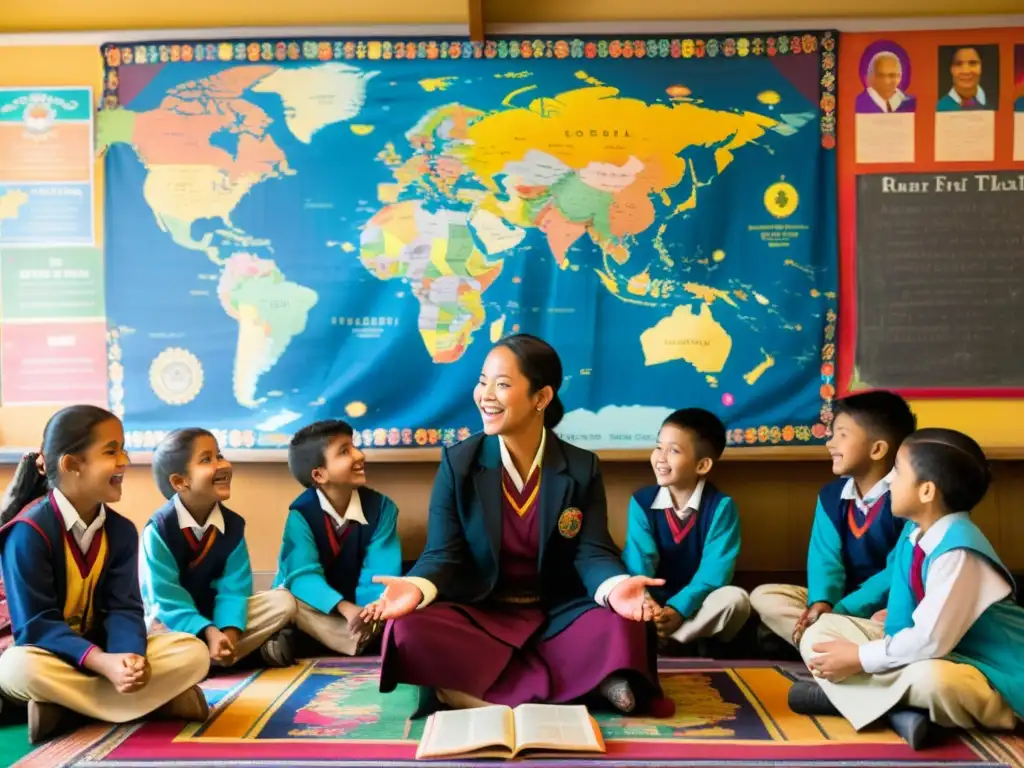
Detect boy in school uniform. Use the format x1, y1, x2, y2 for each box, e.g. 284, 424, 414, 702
141, 429, 296, 668
794, 428, 1023, 749
751, 391, 917, 647
274, 420, 403, 655
623, 408, 749, 651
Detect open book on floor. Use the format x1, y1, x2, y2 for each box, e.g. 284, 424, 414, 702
415, 703, 606, 760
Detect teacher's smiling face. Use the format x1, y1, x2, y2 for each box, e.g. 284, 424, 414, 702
474, 345, 548, 436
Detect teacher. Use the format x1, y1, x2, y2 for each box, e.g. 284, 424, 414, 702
365, 334, 665, 715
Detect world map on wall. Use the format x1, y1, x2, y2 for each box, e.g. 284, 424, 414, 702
99, 36, 838, 450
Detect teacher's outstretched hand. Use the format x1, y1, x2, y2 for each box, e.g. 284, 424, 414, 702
608, 576, 666, 622
361, 576, 423, 622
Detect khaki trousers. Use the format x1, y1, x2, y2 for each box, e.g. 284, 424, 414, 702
670, 586, 751, 644
800, 613, 1016, 731
750, 583, 808, 645
226, 589, 297, 662
295, 600, 372, 656
0, 632, 209, 722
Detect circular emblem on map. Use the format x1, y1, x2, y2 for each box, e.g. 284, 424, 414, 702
558, 507, 583, 539
763, 181, 799, 219
149, 348, 203, 405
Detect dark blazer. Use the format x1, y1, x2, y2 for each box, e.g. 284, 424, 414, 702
407, 431, 627, 636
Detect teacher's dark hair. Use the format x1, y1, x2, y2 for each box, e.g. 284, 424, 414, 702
0, 404, 119, 525
495, 334, 565, 430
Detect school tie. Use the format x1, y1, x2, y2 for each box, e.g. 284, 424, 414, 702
910, 543, 926, 602
884, 101, 892, 113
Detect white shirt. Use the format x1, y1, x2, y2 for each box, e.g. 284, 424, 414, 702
315, 488, 368, 529
945, 85, 987, 108
858, 512, 1012, 674
651, 480, 705, 522
51, 487, 107, 554
840, 469, 894, 517
498, 431, 546, 492
868, 86, 909, 113
173, 495, 226, 538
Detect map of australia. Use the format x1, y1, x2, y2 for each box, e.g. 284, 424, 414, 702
99, 40, 836, 449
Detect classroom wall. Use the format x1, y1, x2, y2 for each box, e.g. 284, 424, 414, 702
2, 19, 1023, 577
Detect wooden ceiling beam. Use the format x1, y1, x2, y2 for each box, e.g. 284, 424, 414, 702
468, 0, 485, 42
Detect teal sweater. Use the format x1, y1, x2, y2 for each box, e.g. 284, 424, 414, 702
886, 516, 1024, 718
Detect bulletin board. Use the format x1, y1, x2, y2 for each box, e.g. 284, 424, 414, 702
837, 28, 1024, 398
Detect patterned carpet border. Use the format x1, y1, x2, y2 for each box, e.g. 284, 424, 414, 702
13, 657, 1024, 768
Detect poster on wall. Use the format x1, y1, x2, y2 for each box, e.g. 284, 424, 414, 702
0, 86, 105, 406
99, 35, 839, 451
839, 29, 1024, 398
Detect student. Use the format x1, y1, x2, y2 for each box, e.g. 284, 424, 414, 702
141, 428, 297, 668
623, 408, 749, 651
751, 391, 916, 647
274, 420, 402, 655
0, 406, 210, 743
794, 429, 1023, 748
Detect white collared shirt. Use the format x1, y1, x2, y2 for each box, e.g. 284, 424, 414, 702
858, 512, 1012, 673
498, 430, 546, 492
840, 469, 894, 517
173, 495, 226, 538
51, 487, 106, 554
316, 488, 368, 529
868, 86, 908, 112
650, 479, 705, 521
946, 85, 987, 107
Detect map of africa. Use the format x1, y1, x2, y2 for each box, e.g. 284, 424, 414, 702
99, 37, 838, 450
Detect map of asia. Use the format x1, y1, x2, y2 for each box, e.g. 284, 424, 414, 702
99, 35, 839, 451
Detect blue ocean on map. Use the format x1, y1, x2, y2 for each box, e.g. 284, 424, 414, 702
101, 37, 838, 450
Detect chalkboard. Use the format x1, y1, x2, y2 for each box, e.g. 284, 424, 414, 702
855, 172, 1024, 391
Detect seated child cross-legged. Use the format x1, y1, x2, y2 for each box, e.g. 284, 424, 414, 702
0, 406, 210, 744
274, 420, 403, 655
794, 428, 1023, 749
751, 391, 917, 648
141, 429, 297, 669
623, 408, 749, 652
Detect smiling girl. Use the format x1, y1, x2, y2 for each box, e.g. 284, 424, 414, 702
0, 405, 210, 743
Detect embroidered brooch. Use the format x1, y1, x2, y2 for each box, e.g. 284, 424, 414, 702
558, 507, 583, 538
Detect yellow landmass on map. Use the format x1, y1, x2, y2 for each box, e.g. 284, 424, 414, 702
460, 85, 776, 187
640, 304, 732, 372
683, 282, 739, 308
489, 314, 506, 342
419, 77, 458, 92
0, 189, 29, 221
744, 351, 775, 385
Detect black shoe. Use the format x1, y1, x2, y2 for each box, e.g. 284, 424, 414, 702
787, 681, 841, 716
260, 627, 296, 668
887, 708, 931, 750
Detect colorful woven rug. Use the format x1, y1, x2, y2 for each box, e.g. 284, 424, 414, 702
14, 658, 1024, 767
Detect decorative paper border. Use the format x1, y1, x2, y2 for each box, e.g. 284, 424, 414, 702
101, 33, 837, 149
101, 33, 838, 449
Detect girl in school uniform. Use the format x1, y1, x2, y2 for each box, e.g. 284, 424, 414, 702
0, 405, 211, 743
794, 428, 1023, 749
141, 428, 296, 667
365, 334, 669, 716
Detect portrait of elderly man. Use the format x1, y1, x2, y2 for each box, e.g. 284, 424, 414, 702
856, 49, 916, 114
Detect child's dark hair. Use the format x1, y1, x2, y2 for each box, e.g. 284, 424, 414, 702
902, 428, 991, 513
288, 420, 355, 488
494, 334, 565, 430
0, 404, 119, 525
662, 408, 727, 461
833, 390, 917, 455
152, 428, 215, 500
